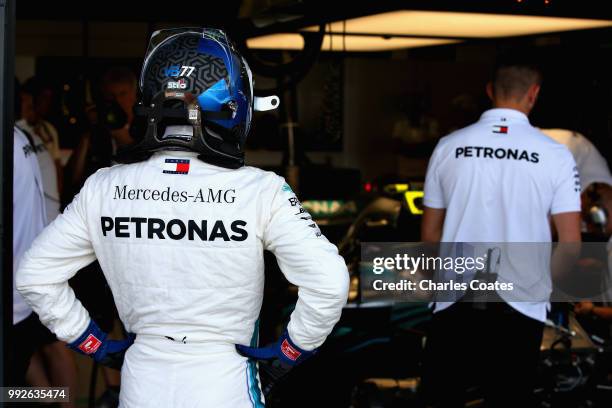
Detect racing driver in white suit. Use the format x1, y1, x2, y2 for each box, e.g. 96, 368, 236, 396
17, 28, 349, 408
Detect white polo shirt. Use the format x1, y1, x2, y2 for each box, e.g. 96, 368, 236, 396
13, 127, 47, 324
17, 120, 61, 222
424, 108, 581, 322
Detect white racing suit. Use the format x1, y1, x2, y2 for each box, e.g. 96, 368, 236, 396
17, 150, 350, 407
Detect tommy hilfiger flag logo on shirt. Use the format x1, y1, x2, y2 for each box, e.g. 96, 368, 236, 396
493, 125, 509, 134
162, 159, 190, 175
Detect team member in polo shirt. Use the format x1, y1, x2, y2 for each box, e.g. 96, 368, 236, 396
421, 59, 582, 407
10, 125, 47, 387
540, 129, 612, 332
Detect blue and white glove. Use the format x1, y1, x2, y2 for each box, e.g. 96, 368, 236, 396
236, 330, 317, 366
236, 331, 317, 397
67, 320, 135, 370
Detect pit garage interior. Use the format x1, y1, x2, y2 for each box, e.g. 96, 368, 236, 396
2, 1, 612, 407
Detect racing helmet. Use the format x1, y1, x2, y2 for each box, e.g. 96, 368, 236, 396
123, 27, 279, 168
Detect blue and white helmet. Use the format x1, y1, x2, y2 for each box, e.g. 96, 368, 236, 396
127, 27, 279, 168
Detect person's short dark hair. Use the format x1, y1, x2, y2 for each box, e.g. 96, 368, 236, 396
102, 67, 137, 88
21, 76, 51, 98
491, 56, 543, 101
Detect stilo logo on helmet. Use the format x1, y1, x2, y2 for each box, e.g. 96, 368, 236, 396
167, 79, 187, 90
120, 28, 280, 169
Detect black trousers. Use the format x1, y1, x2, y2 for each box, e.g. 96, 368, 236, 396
422, 302, 544, 408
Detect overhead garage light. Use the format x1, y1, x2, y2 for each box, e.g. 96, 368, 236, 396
247, 33, 458, 51
305, 11, 612, 38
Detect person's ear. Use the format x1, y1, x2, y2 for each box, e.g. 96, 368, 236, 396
486, 82, 494, 101
528, 84, 541, 107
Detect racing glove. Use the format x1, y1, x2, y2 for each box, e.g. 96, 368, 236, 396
236, 331, 317, 396
67, 320, 135, 370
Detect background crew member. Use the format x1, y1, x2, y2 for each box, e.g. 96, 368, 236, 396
68, 67, 137, 194
16, 76, 63, 212
541, 128, 612, 342
421, 58, 582, 407
16, 78, 78, 408
9, 79, 47, 387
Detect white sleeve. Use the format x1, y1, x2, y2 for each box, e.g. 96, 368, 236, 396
13, 131, 39, 323
551, 148, 581, 215
16, 176, 98, 342
263, 176, 349, 350
423, 144, 446, 209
